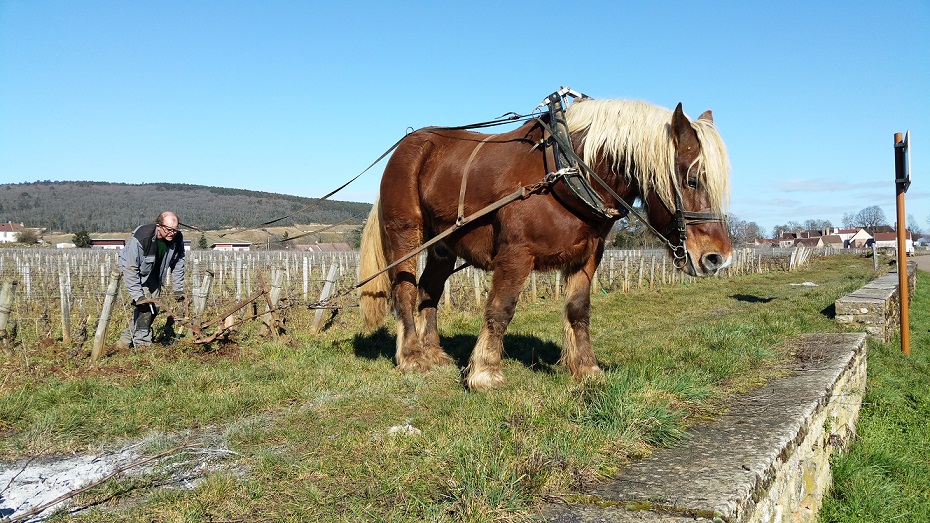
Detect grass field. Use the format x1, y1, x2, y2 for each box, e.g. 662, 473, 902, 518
820, 269, 930, 523
0, 253, 887, 521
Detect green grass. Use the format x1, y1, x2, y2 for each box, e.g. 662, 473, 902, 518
0, 254, 882, 521
820, 270, 930, 523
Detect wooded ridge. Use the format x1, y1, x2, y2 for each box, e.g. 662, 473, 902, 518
0, 181, 372, 233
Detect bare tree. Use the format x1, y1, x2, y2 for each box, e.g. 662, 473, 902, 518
611, 210, 663, 249
16, 228, 39, 244
853, 205, 888, 231
729, 215, 762, 245
802, 219, 833, 233
770, 221, 803, 239
842, 212, 856, 229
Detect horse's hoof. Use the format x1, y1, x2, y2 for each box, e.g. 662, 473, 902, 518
573, 364, 604, 380
466, 368, 504, 392
397, 358, 429, 372
397, 350, 450, 373
423, 346, 453, 367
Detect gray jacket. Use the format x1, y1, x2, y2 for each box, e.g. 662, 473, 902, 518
118, 223, 185, 303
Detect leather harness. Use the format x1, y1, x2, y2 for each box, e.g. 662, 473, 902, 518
354, 88, 729, 291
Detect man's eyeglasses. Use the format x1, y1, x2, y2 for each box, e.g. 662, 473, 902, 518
159, 224, 179, 235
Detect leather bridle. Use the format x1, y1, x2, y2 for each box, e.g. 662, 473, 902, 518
539, 89, 728, 272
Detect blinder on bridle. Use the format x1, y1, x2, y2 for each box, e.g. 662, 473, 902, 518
539, 88, 728, 272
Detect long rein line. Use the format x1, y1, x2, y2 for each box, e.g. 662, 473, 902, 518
179, 112, 542, 311
178, 112, 537, 242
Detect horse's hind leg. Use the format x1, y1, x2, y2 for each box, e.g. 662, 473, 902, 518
466, 253, 533, 391
381, 217, 437, 372
560, 255, 604, 380
416, 245, 455, 366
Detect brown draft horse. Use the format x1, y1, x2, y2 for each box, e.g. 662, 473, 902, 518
359, 98, 732, 391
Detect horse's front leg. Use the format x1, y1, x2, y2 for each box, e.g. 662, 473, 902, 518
561, 255, 604, 380
415, 246, 456, 367
465, 255, 533, 391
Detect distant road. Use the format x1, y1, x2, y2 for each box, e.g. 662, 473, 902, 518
913, 254, 930, 273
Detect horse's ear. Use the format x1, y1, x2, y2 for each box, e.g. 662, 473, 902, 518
671, 103, 692, 145
698, 110, 713, 123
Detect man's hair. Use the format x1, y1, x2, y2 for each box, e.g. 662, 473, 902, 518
155, 211, 173, 226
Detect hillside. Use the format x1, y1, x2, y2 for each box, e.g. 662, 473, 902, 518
0, 181, 372, 234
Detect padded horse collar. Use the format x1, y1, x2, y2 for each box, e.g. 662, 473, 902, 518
542, 91, 623, 222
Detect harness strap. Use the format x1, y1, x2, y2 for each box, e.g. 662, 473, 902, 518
535, 116, 674, 248
355, 185, 532, 291
459, 134, 498, 224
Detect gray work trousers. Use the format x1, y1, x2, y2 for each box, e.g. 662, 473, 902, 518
119, 286, 161, 347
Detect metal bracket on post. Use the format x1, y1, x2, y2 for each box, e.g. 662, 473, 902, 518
895, 131, 911, 192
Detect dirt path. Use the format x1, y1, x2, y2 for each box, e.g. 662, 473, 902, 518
912, 254, 930, 273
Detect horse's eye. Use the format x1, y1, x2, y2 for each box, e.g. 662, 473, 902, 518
687, 177, 699, 189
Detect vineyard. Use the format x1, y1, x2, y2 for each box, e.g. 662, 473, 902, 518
0, 246, 884, 522
0, 245, 833, 354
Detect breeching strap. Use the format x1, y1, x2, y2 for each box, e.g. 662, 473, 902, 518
459, 134, 499, 224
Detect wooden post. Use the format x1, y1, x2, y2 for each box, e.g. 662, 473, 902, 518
302, 256, 309, 301
235, 257, 242, 301
59, 271, 72, 345
194, 270, 214, 318
23, 262, 31, 298
894, 131, 911, 355
623, 256, 629, 292
609, 255, 615, 287
91, 268, 122, 363
312, 263, 339, 333
260, 268, 285, 337
0, 280, 17, 332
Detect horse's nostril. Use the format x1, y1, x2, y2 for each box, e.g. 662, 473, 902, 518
702, 253, 725, 271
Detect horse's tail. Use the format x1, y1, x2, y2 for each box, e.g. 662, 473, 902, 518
359, 198, 391, 331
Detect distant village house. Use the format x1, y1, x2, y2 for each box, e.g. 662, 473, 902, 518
778, 226, 915, 254
301, 242, 352, 252
0, 221, 26, 243
211, 242, 252, 252
90, 238, 126, 250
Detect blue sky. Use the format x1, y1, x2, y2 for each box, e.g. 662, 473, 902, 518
1, 1, 928, 235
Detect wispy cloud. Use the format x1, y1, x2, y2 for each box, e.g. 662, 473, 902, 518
773, 178, 880, 192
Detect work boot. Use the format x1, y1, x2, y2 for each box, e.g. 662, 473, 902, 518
131, 305, 156, 347
117, 329, 133, 349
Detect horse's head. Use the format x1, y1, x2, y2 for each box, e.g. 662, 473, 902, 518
644, 103, 732, 277
565, 98, 732, 276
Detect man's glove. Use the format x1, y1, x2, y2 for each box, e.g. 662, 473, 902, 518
135, 300, 155, 315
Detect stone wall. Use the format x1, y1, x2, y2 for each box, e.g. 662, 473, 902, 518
835, 261, 917, 340
544, 333, 868, 523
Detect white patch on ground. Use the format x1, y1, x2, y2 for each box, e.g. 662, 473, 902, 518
0, 435, 240, 522
789, 282, 820, 286
0, 444, 142, 521
387, 423, 422, 437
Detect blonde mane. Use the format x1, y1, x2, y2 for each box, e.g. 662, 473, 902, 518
565, 99, 730, 214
